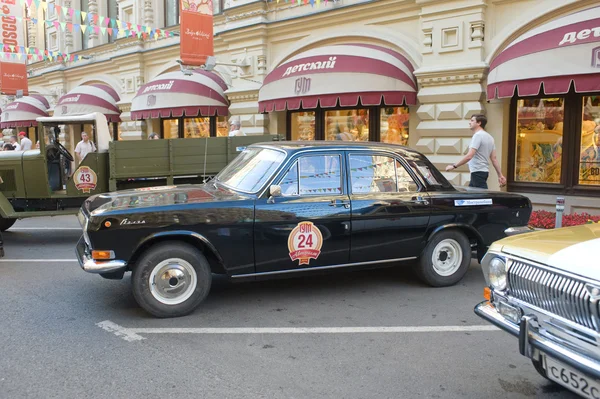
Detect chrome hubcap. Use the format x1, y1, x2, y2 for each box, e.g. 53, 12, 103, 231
431, 239, 463, 276
149, 258, 197, 305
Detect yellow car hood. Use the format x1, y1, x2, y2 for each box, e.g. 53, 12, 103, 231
491, 224, 600, 279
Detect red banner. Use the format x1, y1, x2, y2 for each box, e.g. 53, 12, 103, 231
0, 62, 28, 96
180, 0, 214, 66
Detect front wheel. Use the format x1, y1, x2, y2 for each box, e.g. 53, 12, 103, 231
416, 229, 471, 287
132, 242, 212, 318
0, 217, 16, 231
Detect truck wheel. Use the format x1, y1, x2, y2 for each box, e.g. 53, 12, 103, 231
416, 229, 470, 287
132, 242, 212, 318
0, 217, 16, 231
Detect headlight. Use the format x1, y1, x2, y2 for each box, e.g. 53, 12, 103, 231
488, 257, 507, 291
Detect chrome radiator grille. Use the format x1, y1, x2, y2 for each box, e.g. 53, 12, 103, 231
508, 260, 600, 332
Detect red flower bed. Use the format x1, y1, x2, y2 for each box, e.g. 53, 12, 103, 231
528, 210, 600, 229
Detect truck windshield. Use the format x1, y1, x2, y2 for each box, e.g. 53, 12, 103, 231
216, 147, 286, 193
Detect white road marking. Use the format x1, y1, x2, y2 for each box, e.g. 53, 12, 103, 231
96, 321, 145, 342
0, 259, 78, 262
10, 227, 81, 230
97, 320, 500, 341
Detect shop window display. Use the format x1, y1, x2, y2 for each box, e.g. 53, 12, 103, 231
325, 109, 369, 141
183, 117, 210, 138
290, 111, 315, 141
579, 96, 600, 186
514, 98, 564, 184
380, 107, 410, 146
217, 116, 229, 137
162, 119, 179, 139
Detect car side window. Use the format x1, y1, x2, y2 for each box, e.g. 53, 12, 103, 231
349, 154, 418, 194
279, 162, 299, 196
278, 155, 342, 196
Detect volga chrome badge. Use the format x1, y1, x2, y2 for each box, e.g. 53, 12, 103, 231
585, 284, 600, 300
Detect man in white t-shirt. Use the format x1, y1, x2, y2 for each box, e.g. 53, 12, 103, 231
228, 120, 245, 137
9, 135, 21, 151
446, 114, 506, 189
75, 132, 96, 163
18, 131, 32, 151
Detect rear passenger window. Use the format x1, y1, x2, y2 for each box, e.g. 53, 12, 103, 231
278, 155, 342, 196
349, 155, 418, 193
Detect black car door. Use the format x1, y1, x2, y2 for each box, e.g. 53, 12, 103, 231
347, 152, 431, 263
254, 152, 351, 274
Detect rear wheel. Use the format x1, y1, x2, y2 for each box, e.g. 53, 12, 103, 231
132, 242, 212, 318
0, 217, 16, 232
416, 229, 471, 287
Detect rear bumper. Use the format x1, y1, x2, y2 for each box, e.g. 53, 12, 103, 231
475, 300, 600, 380
75, 236, 127, 274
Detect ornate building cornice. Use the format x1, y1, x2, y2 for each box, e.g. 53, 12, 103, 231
414, 65, 488, 87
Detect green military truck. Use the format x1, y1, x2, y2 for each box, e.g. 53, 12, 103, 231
0, 112, 275, 231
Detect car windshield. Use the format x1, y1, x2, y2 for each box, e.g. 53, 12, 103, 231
215, 147, 286, 193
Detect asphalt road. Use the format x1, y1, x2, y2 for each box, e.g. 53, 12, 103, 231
0, 216, 580, 399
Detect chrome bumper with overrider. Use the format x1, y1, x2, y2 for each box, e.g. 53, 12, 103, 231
76, 236, 127, 273
475, 300, 600, 380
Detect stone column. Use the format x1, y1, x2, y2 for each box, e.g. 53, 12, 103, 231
143, 0, 153, 27
64, 0, 74, 51
88, 0, 101, 47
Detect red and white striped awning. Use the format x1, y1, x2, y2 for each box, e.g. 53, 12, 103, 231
258, 43, 417, 112
487, 5, 600, 99
1, 94, 49, 128
53, 84, 121, 122
130, 70, 229, 120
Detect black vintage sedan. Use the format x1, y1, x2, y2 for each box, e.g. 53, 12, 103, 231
76, 142, 532, 318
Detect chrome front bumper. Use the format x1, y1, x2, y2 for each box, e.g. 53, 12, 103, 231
75, 236, 127, 274
475, 301, 600, 380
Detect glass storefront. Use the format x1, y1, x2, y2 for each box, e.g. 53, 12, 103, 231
183, 117, 210, 138
509, 92, 600, 195
514, 98, 564, 184
579, 96, 600, 186
160, 116, 229, 139
380, 107, 410, 146
290, 112, 316, 141
288, 106, 410, 144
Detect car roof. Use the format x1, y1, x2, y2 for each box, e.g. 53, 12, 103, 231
250, 141, 424, 158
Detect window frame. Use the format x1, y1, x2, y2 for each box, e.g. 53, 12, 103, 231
507, 89, 600, 197
348, 152, 419, 195
286, 104, 410, 144
159, 116, 219, 138
164, 0, 180, 28
275, 153, 344, 197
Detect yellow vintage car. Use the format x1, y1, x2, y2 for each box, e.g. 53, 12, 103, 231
475, 223, 600, 398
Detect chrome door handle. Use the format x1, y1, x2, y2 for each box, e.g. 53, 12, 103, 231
329, 199, 350, 209
409, 196, 429, 205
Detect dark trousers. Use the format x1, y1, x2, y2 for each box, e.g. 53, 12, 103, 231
469, 171, 489, 189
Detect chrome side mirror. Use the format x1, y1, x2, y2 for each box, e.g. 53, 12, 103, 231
267, 185, 281, 203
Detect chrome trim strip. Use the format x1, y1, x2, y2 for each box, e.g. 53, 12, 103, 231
475, 301, 600, 380
504, 226, 535, 236
232, 256, 417, 279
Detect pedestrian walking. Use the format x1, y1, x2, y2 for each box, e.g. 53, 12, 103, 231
446, 114, 507, 189
75, 132, 96, 163
18, 131, 32, 151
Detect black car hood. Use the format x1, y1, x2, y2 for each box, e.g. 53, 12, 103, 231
85, 183, 251, 214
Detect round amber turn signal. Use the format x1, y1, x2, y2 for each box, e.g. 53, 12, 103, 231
104, 221, 112, 228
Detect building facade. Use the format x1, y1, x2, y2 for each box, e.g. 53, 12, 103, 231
7, 0, 600, 214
